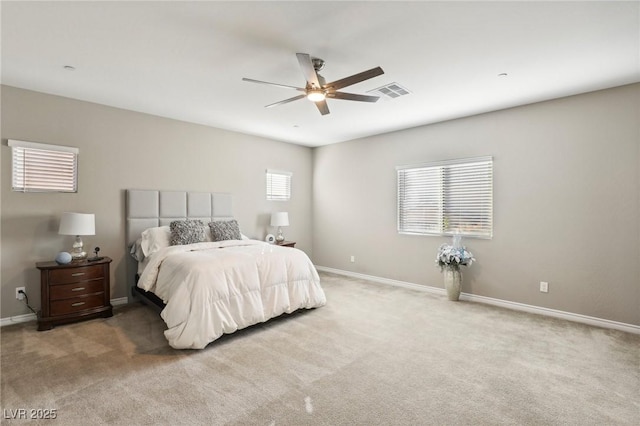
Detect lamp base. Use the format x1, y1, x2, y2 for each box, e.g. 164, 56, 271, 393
71, 253, 87, 262
71, 235, 87, 261
275, 227, 285, 243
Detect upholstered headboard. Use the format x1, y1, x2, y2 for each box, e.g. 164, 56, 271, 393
125, 189, 233, 247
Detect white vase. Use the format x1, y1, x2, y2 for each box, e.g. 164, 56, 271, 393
443, 268, 462, 301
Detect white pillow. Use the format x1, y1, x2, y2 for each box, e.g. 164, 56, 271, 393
130, 238, 145, 262
140, 226, 171, 257
204, 226, 213, 242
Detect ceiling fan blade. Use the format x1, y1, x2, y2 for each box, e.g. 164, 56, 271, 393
325, 67, 384, 91
315, 100, 330, 115
296, 53, 321, 88
265, 94, 306, 108
329, 92, 380, 103
242, 78, 305, 92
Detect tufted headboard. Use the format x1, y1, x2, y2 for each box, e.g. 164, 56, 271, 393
125, 189, 233, 247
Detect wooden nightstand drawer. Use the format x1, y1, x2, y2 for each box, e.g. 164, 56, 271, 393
50, 280, 105, 300
48, 264, 104, 285
51, 294, 105, 316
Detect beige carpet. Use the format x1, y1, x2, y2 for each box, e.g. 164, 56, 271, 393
1, 272, 638, 425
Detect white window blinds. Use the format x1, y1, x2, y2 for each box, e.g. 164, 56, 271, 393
9, 140, 78, 193
266, 169, 292, 201
397, 156, 493, 238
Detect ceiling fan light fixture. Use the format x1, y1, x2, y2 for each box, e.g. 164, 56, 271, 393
306, 90, 326, 102
243, 53, 384, 115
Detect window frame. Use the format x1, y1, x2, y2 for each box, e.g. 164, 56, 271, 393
397, 156, 493, 239
266, 169, 292, 201
9, 139, 79, 193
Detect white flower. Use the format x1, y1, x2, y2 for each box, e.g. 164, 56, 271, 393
436, 239, 475, 272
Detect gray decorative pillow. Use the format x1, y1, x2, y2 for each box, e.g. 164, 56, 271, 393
170, 220, 206, 246
209, 220, 241, 241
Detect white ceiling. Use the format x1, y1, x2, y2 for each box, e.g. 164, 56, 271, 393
2, 1, 639, 147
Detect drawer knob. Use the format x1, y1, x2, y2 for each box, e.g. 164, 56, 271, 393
71, 272, 85, 277
71, 287, 86, 292
71, 302, 86, 307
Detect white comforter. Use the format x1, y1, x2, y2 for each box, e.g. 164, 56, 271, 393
137, 240, 326, 349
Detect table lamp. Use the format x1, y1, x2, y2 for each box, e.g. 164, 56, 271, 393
59, 212, 95, 261
270, 212, 289, 243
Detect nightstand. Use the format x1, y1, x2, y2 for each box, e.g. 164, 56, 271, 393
276, 241, 296, 248
36, 257, 113, 331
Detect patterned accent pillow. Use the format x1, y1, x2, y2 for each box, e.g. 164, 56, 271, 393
170, 220, 206, 246
209, 220, 241, 241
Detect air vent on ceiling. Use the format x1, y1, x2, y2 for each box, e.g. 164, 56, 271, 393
367, 82, 411, 100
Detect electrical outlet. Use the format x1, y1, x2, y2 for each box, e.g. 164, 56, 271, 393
16, 287, 25, 300
540, 281, 549, 293
350, 255, 355, 263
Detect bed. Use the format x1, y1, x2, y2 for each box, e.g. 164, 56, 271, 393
126, 189, 326, 349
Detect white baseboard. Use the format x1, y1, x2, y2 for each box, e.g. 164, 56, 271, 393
0, 312, 38, 327
0, 296, 130, 327
111, 297, 129, 307
315, 266, 640, 335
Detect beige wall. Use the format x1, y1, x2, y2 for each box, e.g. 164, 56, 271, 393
313, 83, 640, 326
3, 84, 639, 327
1, 86, 313, 318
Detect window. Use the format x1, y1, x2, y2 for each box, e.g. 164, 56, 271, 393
397, 156, 493, 238
266, 169, 291, 201
9, 139, 78, 193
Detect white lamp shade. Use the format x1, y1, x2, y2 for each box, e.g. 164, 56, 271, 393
59, 212, 95, 236
270, 212, 289, 227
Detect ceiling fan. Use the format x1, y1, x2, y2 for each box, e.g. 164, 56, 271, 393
242, 53, 384, 116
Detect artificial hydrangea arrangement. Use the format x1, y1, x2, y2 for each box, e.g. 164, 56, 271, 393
436, 235, 475, 272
